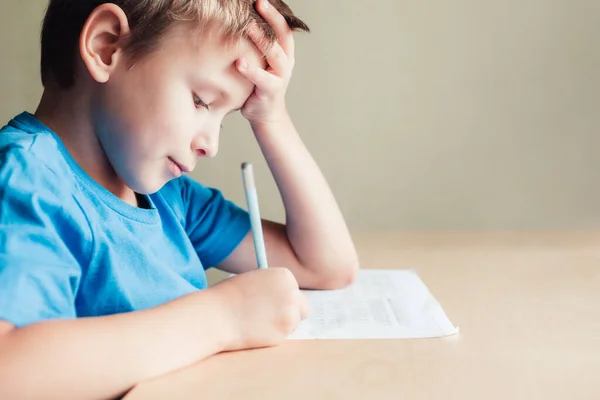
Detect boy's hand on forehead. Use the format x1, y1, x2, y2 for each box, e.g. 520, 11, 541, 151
237, 0, 295, 127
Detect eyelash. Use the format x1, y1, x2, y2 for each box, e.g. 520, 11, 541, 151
193, 94, 210, 110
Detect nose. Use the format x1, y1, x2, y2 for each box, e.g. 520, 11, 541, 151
192, 126, 220, 158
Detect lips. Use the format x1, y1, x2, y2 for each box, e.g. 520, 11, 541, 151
169, 158, 193, 174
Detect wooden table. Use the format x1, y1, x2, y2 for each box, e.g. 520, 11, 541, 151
124, 232, 600, 399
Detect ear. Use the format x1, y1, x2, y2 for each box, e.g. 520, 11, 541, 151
79, 4, 131, 83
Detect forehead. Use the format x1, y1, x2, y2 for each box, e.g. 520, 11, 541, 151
133, 22, 268, 106
162, 23, 266, 70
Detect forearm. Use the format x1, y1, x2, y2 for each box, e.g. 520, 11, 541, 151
252, 115, 359, 280
0, 289, 230, 400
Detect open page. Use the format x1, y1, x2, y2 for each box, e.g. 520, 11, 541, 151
288, 269, 458, 340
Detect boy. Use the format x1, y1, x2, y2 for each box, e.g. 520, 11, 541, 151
0, 0, 359, 398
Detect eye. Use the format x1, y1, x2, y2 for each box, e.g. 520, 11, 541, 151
193, 94, 210, 110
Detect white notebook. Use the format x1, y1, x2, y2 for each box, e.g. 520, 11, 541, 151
288, 269, 459, 340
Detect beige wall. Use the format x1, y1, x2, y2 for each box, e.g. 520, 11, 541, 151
1, 0, 599, 230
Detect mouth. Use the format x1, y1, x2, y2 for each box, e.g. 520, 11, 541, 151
168, 158, 191, 176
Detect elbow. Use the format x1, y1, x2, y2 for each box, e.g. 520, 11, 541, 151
314, 257, 360, 290
340, 257, 360, 288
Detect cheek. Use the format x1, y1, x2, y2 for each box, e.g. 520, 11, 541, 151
106, 78, 188, 147
100, 78, 152, 138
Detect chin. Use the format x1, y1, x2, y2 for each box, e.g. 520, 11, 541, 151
126, 176, 169, 195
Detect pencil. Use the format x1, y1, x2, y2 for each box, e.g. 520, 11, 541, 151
241, 162, 268, 268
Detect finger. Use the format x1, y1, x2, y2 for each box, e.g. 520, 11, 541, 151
256, 0, 294, 56
237, 58, 278, 92
247, 27, 288, 76
265, 42, 289, 77
299, 293, 310, 320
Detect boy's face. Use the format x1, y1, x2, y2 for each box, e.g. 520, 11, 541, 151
93, 24, 264, 194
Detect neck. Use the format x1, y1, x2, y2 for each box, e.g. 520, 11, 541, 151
34, 87, 138, 206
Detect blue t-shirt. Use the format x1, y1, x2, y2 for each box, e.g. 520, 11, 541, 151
0, 112, 251, 327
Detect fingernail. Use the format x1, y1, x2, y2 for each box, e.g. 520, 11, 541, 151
239, 59, 248, 69
262, 0, 270, 9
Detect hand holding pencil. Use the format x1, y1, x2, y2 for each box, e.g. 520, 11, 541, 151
207, 165, 308, 350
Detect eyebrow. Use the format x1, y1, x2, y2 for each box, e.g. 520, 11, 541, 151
203, 80, 245, 113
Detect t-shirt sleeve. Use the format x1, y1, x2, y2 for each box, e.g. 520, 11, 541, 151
177, 175, 250, 268
0, 148, 88, 327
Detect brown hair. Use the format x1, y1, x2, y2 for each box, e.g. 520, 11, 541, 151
40, 0, 309, 89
